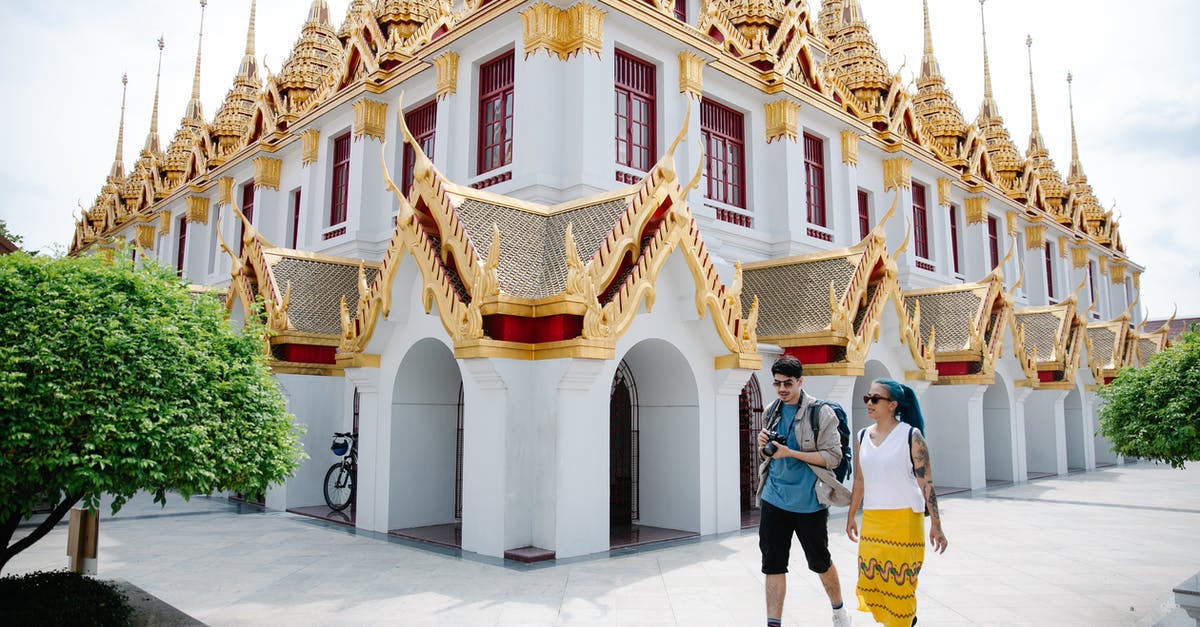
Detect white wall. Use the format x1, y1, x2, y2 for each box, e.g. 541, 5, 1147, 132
272, 373, 349, 510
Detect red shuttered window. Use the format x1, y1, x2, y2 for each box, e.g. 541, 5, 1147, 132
403, 100, 438, 197
912, 182, 930, 260
239, 181, 255, 256
615, 51, 656, 173
701, 98, 745, 208
176, 215, 187, 275
330, 132, 351, 226
804, 133, 826, 227
478, 51, 514, 174
949, 204, 961, 274
857, 189, 870, 240
987, 215, 1000, 270
1044, 242, 1055, 300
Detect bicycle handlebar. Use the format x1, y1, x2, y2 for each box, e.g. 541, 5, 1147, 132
332, 432, 355, 438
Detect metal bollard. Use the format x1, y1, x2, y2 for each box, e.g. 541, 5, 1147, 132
66, 508, 99, 574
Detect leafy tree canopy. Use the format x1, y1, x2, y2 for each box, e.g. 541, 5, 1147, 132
0, 251, 304, 572
1099, 325, 1200, 469
0, 219, 22, 246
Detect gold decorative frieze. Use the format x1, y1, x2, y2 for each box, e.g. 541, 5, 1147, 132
520, 2, 604, 61
1098, 256, 1109, 275
764, 100, 799, 144
301, 129, 320, 166
679, 51, 704, 99
1072, 246, 1089, 269
1058, 236, 1069, 258
1025, 225, 1045, 250
840, 130, 859, 166
1006, 211, 1019, 235
965, 196, 988, 225
1132, 271, 1140, 289
254, 157, 282, 191
218, 177, 234, 207
936, 178, 952, 207
1110, 260, 1126, 284
134, 223, 156, 250
186, 195, 210, 224
434, 52, 459, 99
158, 210, 172, 235
882, 157, 911, 191
353, 99, 388, 142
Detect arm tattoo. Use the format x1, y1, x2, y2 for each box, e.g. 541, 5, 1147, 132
911, 430, 941, 518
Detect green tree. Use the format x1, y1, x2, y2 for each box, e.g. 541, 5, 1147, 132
1099, 325, 1200, 468
0, 251, 304, 573
0, 219, 22, 246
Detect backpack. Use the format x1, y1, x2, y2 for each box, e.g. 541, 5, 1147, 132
809, 400, 852, 482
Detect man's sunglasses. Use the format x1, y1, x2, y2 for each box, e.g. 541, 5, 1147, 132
863, 395, 892, 404
772, 379, 797, 388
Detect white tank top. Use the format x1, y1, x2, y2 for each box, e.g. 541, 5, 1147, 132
859, 423, 926, 513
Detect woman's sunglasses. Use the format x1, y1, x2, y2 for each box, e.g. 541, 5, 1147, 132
863, 395, 892, 404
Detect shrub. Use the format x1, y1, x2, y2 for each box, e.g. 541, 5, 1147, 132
0, 570, 132, 626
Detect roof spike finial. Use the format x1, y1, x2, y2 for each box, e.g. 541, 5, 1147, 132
110, 73, 129, 180
185, 0, 207, 121
1067, 71, 1085, 180
980, 0, 993, 101
238, 0, 259, 79
246, 0, 256, 56
918, 0, 942, 81
922, 0, 934, 57
1026, 34, 1041, 141
143, 36, 165, 155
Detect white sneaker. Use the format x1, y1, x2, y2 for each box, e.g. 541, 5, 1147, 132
832, 606, 852, 626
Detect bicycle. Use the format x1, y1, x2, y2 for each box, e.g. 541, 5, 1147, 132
323, 432, 358, 512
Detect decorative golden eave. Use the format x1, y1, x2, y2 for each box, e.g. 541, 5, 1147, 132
936, 178, 952, 207
764, 99, 800, 143
134, 221, 158, 250
901, 270, 1011, 385
1025, 224, 1045, 250
678, 51, 704, 99
253, 156, 282, 191
186, 195, 210, 224
434, 51, 459, 99
882, 157, 911, 191
964, 196, 988, 225
1071, 245, 1089, 269
218, 177, 235, 207
520, 1, 605, 61
840, 130, 859, 166
352, 98, 388, 141
301, 129, 320, 166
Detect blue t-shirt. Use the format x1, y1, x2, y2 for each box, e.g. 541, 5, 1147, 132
761, 402, 823, 513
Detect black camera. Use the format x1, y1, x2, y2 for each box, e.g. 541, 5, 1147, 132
761, 431, 788, 456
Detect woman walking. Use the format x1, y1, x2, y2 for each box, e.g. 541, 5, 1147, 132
845, 379, 947, 626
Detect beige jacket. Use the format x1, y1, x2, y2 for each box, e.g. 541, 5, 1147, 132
756, 391, 852, 507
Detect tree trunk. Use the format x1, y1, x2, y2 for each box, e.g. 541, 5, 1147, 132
0, 495, 82, 575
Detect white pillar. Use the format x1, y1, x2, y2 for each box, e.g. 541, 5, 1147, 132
344, 368, 386, 532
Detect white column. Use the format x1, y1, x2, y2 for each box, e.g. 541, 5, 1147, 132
553, 358, 610, 558
344, 368, 386, 533
709, 368, 756, 534
459, 358, 513, 558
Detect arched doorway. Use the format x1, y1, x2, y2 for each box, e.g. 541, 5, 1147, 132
738, 374, 764, 527
609, 340, 700, 548
388, 339, 464, 548
610, 361, 638, 526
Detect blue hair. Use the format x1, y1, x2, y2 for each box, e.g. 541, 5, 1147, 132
874, 378, 925, 434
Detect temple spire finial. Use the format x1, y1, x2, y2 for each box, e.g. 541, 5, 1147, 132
110, 74, 129, 180
1067, 71, 1085, 180
185, 1, 207, 121
919, 0, 942, 81
1026, 35, 1039, 136
246, 0, 256, 56
143, 36, 165, 155
237, 0, 258, 79
980, 0, 994, 102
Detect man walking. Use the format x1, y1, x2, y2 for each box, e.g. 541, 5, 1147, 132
757, 355, 852, 626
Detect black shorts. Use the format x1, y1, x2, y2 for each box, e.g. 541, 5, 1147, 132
758, 500, 831, 575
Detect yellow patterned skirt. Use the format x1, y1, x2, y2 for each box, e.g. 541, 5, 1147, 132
855, 508, 925, 626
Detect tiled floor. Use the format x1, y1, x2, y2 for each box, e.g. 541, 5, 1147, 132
6, 462, 1199, 626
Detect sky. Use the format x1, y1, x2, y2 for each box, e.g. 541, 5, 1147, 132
0, 0, 1196, 319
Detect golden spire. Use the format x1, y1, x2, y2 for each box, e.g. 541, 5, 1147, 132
143, 36, 165, 156
978, 0, 997, 119
823, 0, 890, 116
913, 0, 966, 162
1067, 71, 1085, 183
110, 73, 128, 181
817, 0, 844, 45
1025, 36, 1067, 219
239, 0, 257, 79
1025, 35, 1041, 150
184, 1, 207, 121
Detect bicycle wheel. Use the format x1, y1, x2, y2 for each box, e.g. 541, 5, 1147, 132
323, 463, 354, 511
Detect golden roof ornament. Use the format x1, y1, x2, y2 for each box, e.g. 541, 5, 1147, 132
912, 0, 967, 165
109, 73, 129, 183
163, 1, 210, 191
816, 0, 843, 46
974, 0, 1023, 192
142, 36, 166, 158
1064, 71, 1102, 229
721, 0, 786, 46
211, 0, 261, 162
376, 0, 448, 43
1024, 35, 1068, 219
274, 0, 342, 119
339, 0, 373, 40
823, 0, 890, 117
